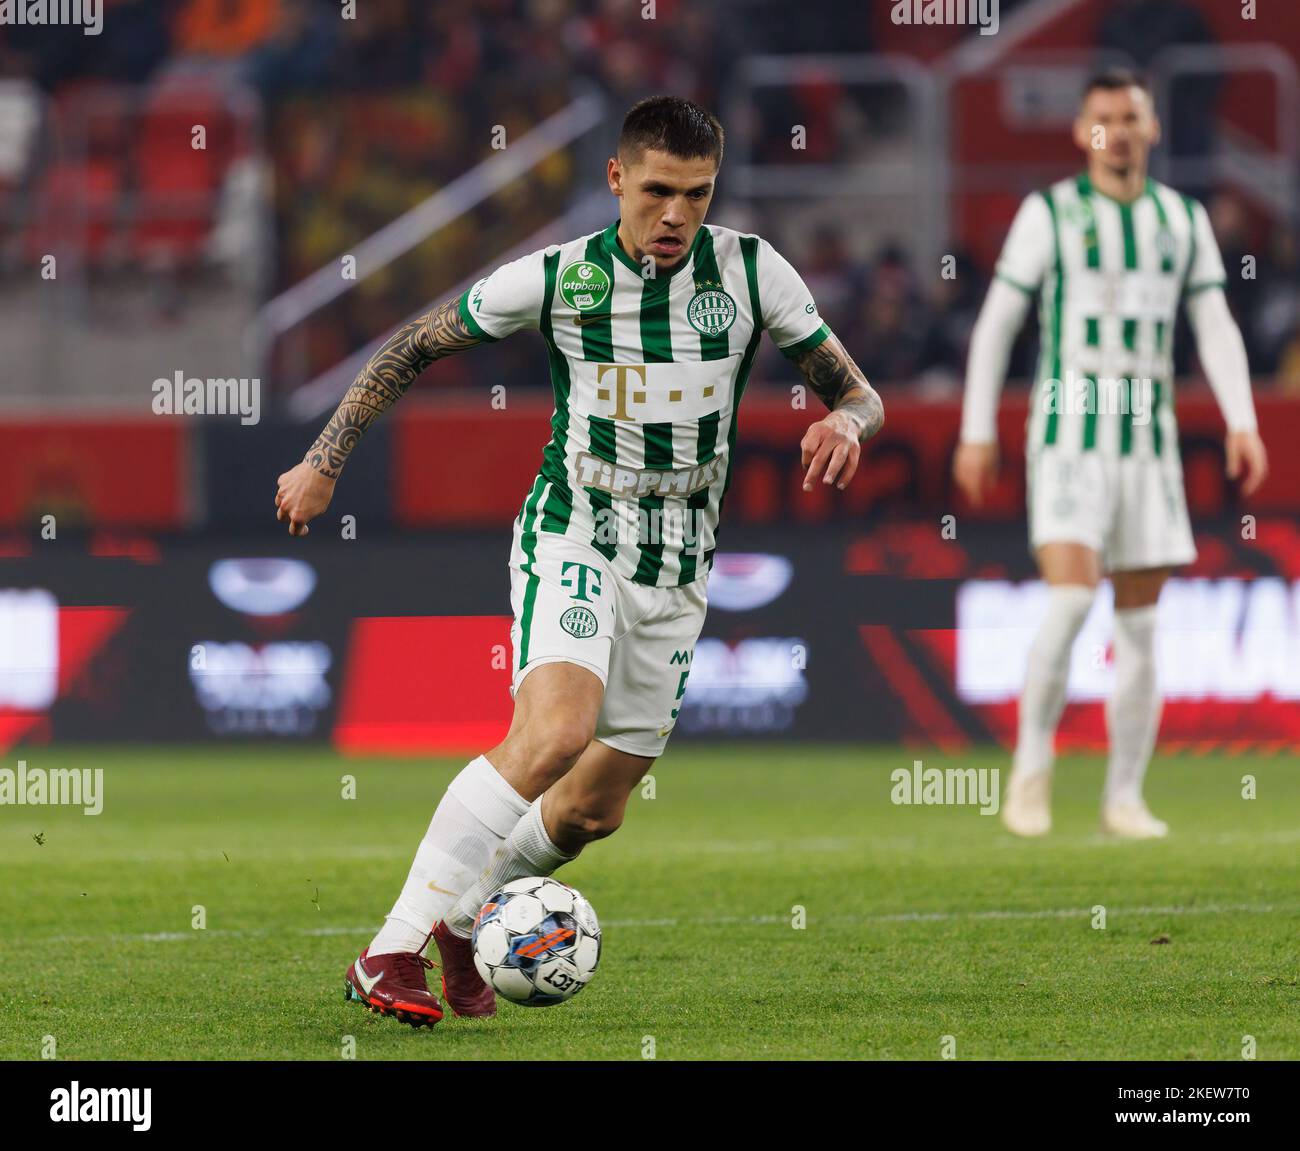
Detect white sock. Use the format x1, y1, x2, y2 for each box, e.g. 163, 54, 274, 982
368, 755, 532, 956
1103, 604, 1161, 809
1014, 584, 1096, 778
443, 794, 577, 939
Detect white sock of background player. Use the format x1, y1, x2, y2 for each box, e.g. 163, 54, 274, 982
1013, 584, 1096, 778
442, 793, 576, 939
368, 755, 531, 957
1102, 604, 1162, 809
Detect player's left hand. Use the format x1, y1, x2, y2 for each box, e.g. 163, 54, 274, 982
801, 411, 861, 491
1225, 430, 1268, 498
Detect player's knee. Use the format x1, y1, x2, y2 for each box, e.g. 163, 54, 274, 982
552, 799, 622, 844
530, 717, 595, 777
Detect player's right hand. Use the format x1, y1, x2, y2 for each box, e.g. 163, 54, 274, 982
1225, 430, 1268, 499
953, 441, 999, 507
275, 461, 335, 537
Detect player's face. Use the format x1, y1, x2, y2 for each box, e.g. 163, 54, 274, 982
1074, 85, 1160, 177
608, 148, 717, 270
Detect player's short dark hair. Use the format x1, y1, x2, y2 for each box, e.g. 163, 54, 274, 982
1082, 67, 1149, 100
618, 95, 725, 169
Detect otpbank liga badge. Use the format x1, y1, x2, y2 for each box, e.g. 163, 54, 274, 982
688, 279, 736, 336
560, 261, 612, 311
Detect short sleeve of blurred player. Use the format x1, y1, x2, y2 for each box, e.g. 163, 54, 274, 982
994, 193, 1055, 297
1185, 197, 1227, 294
457, 247, 553, 341
757, 237, 832, 358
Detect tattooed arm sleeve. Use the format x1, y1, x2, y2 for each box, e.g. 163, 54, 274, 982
792, 331, 885, 442
304, 296, 481, 478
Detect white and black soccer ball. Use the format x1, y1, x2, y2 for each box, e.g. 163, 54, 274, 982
471, 877, 601, 1006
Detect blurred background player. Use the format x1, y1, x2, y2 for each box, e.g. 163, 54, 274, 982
275, 95, 883, 1026
953, 69, 1268, 839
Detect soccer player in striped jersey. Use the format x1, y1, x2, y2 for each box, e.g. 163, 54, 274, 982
275, 95, 883, 1025
955, 69, 1267, 840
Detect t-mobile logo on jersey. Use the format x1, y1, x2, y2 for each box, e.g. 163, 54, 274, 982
891, 0, 998, 37
560, 562, 602, 603
593, 363, 716, 421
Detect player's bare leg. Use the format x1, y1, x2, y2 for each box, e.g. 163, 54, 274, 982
537, 738, 655, 853
483, 661, 608, 802
1101, 567, 1172, 839
348, 662, 603, 1024
1003, 542, 1100, 836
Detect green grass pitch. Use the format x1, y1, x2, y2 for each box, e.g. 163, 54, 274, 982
1, 745, 1296, 1060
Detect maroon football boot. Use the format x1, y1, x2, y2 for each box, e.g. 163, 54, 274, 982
432, 920, 497, 1018
344, 946, 444, 1028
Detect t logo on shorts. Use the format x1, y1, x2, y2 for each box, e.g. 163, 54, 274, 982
561, 562, 602, 603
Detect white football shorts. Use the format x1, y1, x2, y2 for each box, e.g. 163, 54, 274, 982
1026, 446, 1197, 572
506, 516, 708, 758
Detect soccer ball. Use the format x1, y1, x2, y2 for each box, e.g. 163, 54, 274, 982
471, 876, 601, 1006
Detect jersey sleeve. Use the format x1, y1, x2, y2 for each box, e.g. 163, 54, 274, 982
1184, 197, 1227, 295
993, 192, 1055, 297
756, 237, 832, 357
457, 246, 552, 341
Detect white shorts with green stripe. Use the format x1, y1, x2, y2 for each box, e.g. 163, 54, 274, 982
1027, 446, 1197, 572
507, 513, 709, 758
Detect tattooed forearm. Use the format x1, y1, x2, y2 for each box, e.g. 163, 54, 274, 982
304, 295, 482, 477
793, 333, 885, 442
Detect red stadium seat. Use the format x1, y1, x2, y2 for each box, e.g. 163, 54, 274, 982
129, 86, 235, 263
24, 159, 123, 264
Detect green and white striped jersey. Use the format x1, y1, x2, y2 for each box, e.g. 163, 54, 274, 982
458, 218, 831, 587
997, 172, 1226, 458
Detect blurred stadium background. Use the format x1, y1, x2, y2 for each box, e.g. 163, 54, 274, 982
2, 0, 1299, 758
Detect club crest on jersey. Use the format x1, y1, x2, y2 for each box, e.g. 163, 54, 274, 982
560, 606, 599, 638
687, 287, 736, 336
560, 261, 611, 311
1065, 199, 1095, 229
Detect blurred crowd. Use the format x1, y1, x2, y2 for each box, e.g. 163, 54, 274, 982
1, 0, 1297, 396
